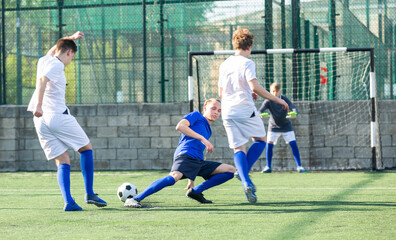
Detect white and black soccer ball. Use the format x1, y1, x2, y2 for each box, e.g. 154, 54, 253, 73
117, 182, 138, 202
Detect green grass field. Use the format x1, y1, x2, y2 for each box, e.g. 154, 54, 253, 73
0, 170, 395, 239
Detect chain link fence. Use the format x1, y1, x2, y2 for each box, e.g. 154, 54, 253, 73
0, 0, 395, 105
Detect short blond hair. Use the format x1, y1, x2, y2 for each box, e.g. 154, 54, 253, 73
203, 98, 221, 108
232, 29, 254, 50
270, 82, 281, 92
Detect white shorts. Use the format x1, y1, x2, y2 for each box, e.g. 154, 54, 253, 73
267, 131, 296, 145
223, 114, 266, 149
33, 112, 90, 160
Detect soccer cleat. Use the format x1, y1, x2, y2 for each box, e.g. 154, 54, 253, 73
124, 198, 142, 208
261, 166, 272, 173
243, 183, 257, 204
186, 189, 213, 204
64, 201, 83, 211
235, 172, 256, 192
297, 166, 307, 173
251, 181, 257, 193
85, 193, 107, 207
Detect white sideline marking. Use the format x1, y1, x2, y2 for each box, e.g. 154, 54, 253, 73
1, 187, 395, 192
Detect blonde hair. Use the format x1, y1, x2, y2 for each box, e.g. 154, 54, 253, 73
203, 98, 221, 107
270, 82, 281, 92
232, 29, 254, 50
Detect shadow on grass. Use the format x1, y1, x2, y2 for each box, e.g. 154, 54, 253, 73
3, 200, 394, 213
95, 200, 396, 213
241, 200, 396, 207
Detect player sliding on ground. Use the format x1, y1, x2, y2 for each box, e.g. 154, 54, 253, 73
259, 83, 307, 173
27, 31, 107, 211
124, 99, 235, 208
218, 29, 289, 203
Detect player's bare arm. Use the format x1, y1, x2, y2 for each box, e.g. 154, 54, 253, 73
175, 119, 214, 152
33, 76, 50, 118
248, 79, 289, 111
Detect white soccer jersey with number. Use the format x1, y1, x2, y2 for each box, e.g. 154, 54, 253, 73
27, 55, 67, 114
218, 55, 257, 119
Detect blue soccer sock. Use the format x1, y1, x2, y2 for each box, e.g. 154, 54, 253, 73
134, 175, 176, 202
266, 143, 274, 168
234, 151, 252, 186
57, 163, 74, 204
246, 140, 266, 171
193, 172, 234, 194
289, 140, 302, 167
80, 149, 95, 196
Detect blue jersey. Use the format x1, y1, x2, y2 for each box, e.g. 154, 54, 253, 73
259, 95, 298, 132
174, 111, 212, 160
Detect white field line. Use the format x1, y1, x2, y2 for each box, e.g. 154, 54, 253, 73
1, 187, 395, 192
5, 173, 162, 177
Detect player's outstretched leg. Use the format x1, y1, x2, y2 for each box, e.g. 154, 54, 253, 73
80, 149, 107, 207
262, 143, 274, 173
187, 172, 234, 204
289, 141, 307, 173
58, 163, 82, 211
125, 175, 176, 208
234, 151, 257, 203
234, 151, 252, 186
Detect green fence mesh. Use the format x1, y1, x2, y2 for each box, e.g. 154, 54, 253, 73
0, 0, 395, 105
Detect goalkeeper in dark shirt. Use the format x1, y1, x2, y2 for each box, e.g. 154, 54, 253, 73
258, 83, 307, 173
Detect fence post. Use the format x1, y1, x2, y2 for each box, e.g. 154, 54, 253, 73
393, 24, 396, 99
1, 0, 5, 104
313, 26, 320, 101
378, 0, 383, 43
328, 0, 337, 100
113, 30, 120, 103
57, 0, 64, 39
159, 0, 166, 103
265, 0, 273, 91
16, 0, 22, 104
292, 0, 301, 100
304, 20, 310, 100
281, 0, 286, 93
142, 0, 147, 102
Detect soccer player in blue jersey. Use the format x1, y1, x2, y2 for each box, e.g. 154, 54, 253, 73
259, 83, 307, 173
218, 29, 289, 203
124, 99, 235, 208
27, 31, 107, 211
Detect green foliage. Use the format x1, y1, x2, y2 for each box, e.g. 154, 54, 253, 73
0, 171, 395, 239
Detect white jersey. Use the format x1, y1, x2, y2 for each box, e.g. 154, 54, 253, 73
27, 55, 67, 114
218, 55, 257, 119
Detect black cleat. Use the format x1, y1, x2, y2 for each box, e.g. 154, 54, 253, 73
186, 189, 213, 204
85, 193, 107, 207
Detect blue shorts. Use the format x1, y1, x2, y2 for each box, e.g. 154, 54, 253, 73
171, 154, 221, 181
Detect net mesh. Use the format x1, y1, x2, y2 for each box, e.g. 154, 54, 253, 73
1, 0, 395, 105
192, 50, 376, 170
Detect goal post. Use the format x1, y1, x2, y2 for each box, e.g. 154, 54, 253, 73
187, 47, 380, 171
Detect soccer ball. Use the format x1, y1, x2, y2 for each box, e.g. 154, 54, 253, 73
117, 182, 138, 202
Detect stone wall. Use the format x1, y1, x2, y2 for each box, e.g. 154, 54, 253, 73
0, 101, 395, 172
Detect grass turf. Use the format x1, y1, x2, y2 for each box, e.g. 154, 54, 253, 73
0, 170, 395, 239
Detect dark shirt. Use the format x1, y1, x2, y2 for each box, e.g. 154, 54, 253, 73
259, 95, 297, 132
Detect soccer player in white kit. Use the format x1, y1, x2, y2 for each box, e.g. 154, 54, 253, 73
27, 31, 107, 211
218, 29, 289, 203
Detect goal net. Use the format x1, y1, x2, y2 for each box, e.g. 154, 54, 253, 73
188, 48, 381, 171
